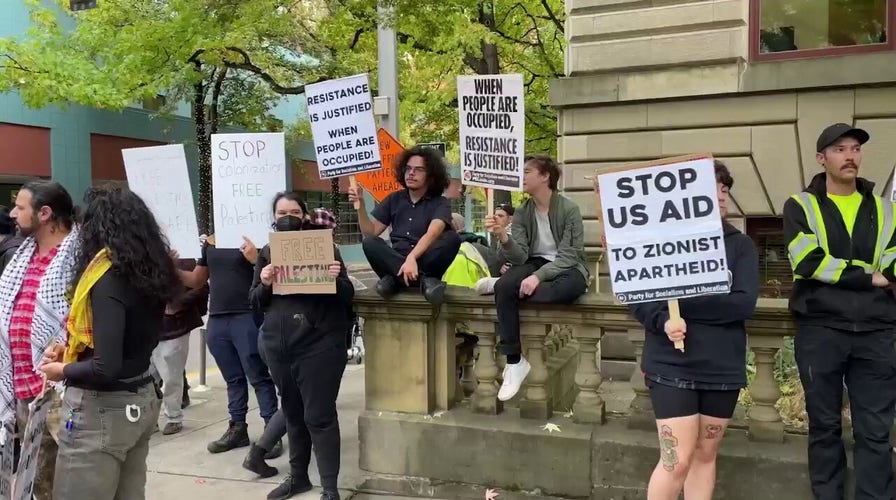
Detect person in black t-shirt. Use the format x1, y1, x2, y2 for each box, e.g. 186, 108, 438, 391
40, 186, 179, 499
626, 162, 759, 500
178, 234, 280, 456
348, 146, 461, 306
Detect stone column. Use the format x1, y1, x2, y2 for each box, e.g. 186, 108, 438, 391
462, 350, 477, 397
626, 328, 654, 430
520, 323, 552, 420
573, 326, 605, 424
470, 320, 502, 415
747, 336, 784, 443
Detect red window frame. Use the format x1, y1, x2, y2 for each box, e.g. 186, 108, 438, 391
749, 0, 896, 61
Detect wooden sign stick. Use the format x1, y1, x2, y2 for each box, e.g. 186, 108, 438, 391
667, 299, 685, 352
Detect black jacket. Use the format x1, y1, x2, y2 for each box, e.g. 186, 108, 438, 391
249, 244, 354, 358
0, 235, 23, 275
783, 173, 896, 331
161, 259, 209, 341
630, 222, 759, 386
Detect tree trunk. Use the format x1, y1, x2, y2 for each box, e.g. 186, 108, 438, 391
193, 63, 212, 235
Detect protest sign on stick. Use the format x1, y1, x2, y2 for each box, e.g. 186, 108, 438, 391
596, 155, 730, 352
122, 144, 201, 259
211, 132, 288, 249
11, 383, 52, 500
305, 73, 381, 203
269, 229, 336, 295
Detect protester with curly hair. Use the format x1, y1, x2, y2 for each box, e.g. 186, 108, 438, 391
348, 145, 461, 305
39, 185, 179, 500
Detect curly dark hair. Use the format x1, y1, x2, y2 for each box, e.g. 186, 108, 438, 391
714, 160, 734, 189
394, 146, 450, 198
73, 185, 179, 304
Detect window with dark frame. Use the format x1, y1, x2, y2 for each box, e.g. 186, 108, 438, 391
745, 217, 792, 298
750, 0, 894, 61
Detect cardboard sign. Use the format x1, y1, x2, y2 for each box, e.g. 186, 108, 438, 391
305, 74, 382, 179
355, 128, 404, 202
457, 74, 525, 191
0, 422, 14, 498
122, 144, 201, 259
269, 229, 336, 295
598, 155, 730, 304
211, 132, 288, 249
10, 390, 51, 500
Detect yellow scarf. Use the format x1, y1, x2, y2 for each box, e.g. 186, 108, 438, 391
64, 248, 113, 364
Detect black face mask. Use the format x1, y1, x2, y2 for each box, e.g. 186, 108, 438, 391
275, 215, 304, 232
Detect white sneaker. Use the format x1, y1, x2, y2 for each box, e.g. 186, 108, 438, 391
498, 357, 531, 401
475, 277, 499, 295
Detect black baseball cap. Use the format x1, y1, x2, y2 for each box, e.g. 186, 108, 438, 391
816, 123, 869, 152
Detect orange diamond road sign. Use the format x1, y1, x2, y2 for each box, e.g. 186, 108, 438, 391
356, 128, 404, 202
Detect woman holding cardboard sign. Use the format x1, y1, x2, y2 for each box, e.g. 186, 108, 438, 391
249, 191, 354, 500
619, 161, 759, 500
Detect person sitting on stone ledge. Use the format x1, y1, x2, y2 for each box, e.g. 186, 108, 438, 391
627, 161, 759, 500
483, 155, 590, 402
348, 146, 461, 306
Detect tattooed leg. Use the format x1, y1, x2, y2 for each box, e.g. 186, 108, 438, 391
704, 424, 723, 440
659, 425, 680, 472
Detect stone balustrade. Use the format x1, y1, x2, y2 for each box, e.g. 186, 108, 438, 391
354, 288, 795, 443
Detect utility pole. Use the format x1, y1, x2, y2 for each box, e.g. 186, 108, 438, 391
375, 1, 400, 137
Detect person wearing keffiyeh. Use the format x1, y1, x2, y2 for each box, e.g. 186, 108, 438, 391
0, 181, 78, 500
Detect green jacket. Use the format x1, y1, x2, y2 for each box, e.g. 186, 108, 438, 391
499, 192, 590, 283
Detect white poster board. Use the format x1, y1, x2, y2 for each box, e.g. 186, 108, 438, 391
457, 74, 525, 191
598, 156, 730, 304
0, 422, 14, 499
122, 144, 201, 259
211, 133, 288, 248
11, 390, 51, 500
305, 74, 381, 179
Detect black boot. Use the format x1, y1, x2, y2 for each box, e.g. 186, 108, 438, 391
267, 475, 313, 500
207, 421, 250, 453
242, 443, 278, 478
264, 438, 284, 459
320, 490, 341, 500
375, 275, 401, 298
421, 277, 446, 306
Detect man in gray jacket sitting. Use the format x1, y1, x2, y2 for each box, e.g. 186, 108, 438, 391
484, 156, 590, 401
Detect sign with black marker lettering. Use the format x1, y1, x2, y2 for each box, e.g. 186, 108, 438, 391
269, 229, 336, 295
122, 144, 201, 259
211, 133, 288, 248
305, 73, 381, 179
598, 156, 730, 303
457, 74, 525, 191
11, 390, 51, 500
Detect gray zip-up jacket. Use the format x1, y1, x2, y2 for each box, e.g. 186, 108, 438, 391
498, 192, 590, 283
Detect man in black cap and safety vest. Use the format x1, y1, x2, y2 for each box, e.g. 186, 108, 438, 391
784, 123, 896, 500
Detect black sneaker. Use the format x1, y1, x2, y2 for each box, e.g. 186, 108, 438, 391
264, 439, 283, 460
162, 422, 183, 435
267, 475, 313, 500
375, 275, 401, 298
242, 443, 278, 478
320, 490, 341, 500
207, 421, 250, 453
421, 277, 446, 306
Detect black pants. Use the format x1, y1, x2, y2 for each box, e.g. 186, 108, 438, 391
263, 342, 346, 490
795, 324, 896, 500
495, 258, 587, 356
362, 232, 461, 282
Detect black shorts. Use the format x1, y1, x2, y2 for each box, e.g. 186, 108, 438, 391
647, 380, 740, 420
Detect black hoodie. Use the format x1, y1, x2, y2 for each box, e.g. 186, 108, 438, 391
629, 222, 759, 386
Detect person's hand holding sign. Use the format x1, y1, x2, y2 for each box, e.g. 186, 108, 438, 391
260, 264, 274, 286
398, 257, 419, 285
328, 260, 343, 279
664, 317, 687, 346
485, 214, 508, 243
519, 275, 540, 298
240, 236, 258, 264
348, 187, 364, 211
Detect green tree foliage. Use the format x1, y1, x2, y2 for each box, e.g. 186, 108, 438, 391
0, 0, 319, 231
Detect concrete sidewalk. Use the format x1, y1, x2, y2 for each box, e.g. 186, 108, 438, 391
146, 364, 425, 500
